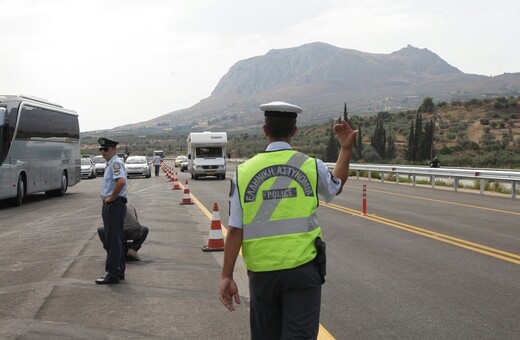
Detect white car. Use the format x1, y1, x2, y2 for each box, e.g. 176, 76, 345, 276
175, 155, 188, 167
92, 155, 107, 176
125, 156, 151, 178
81, 158, 97, 179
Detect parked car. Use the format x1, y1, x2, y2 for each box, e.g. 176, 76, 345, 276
117, 152, 126, 163
81, 158, 97, 179
180, 160, 189, 172
175, 155, 188, 167
92, 155, 107, 175
125, 156, 151, 178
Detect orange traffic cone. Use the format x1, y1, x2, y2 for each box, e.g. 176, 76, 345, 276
171, 175, 180, 190
202, 202, 225, 252
179, 180, 194, 205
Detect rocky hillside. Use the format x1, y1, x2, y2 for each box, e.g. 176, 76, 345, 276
101, 42, 520, 135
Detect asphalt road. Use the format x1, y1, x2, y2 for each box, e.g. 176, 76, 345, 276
1, 163, 520, 339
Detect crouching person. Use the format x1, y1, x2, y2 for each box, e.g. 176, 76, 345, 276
98, 203, 149, 261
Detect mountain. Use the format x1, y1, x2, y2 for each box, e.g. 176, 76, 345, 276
109, 42, 520, 134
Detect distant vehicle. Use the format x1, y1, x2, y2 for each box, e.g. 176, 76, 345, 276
175, 155, 188, 167
92, 155, 107, 175
153, 150, 164, 158
0, 95, 81, 206
81, 158, 97, 179
81, 154, 91, 159
125, 156, 151, 178
180, 160, 189, 172
187, 131, 227, 180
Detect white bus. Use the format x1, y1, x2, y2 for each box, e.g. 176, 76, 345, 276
0, 95, 81, 206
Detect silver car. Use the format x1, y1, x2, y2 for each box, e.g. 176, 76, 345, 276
125, 156, 151, 178
92, 155, 107, 176
180, 160, 189, 172
81, 158, 97, 179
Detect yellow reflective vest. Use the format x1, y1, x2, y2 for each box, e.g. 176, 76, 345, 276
237, 149, 321, 272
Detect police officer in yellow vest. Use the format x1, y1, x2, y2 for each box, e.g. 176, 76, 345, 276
219, 101, 358, 339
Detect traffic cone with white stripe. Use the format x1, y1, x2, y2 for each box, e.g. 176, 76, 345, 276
179, 180, 194, 205
202, 202, 225, 252
171, 175, 180, 190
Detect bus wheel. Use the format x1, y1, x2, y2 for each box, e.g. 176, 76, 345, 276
56, 172, 68, 196
12, 175, 25, 206
46, 172, 68, 197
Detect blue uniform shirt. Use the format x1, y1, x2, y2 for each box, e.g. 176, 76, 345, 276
101, 154, 127, 199
228, 141, 342, 228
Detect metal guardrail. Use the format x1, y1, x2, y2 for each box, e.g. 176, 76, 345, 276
323, 163, 519, 199
228, 160, 519, 199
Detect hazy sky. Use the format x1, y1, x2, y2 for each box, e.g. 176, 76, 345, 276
1, 0, 519, 132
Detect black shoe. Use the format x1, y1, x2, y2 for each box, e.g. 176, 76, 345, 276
95, 275, 120, 284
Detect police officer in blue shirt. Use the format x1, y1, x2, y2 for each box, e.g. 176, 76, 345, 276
220, 101, 358, 339
96, 137, 128, 284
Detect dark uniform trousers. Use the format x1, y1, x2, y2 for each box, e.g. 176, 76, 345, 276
248, 260, 322, 340
101, 197, 127, 278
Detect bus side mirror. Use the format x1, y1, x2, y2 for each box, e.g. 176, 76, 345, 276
188, 154, 191, 159
0, 108, 5, 127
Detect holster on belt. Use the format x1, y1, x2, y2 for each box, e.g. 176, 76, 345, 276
315, 237, 327, 284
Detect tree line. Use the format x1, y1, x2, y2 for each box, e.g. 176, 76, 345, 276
323, 96, 520, 168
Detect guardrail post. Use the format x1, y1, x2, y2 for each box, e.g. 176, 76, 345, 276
356, 170, 359, 180
412, 174, 416, 187
362, 184, 367, 216
512, 180, 517, 199
396, 173, 399, 185
368, 171, 371, 181
381, 172, 385, 183
480, 179, 484, 195
431, 175, 436, 189
454, 177, 459, 192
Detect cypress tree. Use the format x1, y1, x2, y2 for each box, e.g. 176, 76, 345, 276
406, 120, 415, 161
324, 121, 339, 161
371, 117, 386, 159
418, 120, 433, 161
386, 125, 396, 160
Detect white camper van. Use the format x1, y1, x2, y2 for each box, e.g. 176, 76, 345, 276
187, 131, 227, 180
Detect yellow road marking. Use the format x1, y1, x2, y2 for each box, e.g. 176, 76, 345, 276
345, 185, 520, 216
321, 201, 520, 265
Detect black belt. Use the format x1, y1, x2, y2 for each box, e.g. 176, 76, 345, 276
114, 196, 128, 204
103, 196, 127, 205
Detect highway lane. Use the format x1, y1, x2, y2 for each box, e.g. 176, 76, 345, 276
2, 164, 518, 339
0, 174, 251, 339
183, 167, 520, 339
317, 180, 520, 339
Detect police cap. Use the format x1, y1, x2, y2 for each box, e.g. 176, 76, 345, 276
260, 101, 302, 119
98, 137, 119, 148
